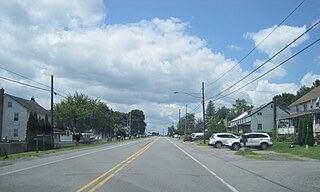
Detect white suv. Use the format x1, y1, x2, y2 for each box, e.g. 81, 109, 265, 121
225, 133, 273, 150
208, 133, 239, 148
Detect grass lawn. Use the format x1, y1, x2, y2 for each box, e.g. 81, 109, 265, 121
236, 142, 320, 160
235, 148, 301, 160
0, 139, 135, 161
195, 139, 209, 146
269, 142, 320, 160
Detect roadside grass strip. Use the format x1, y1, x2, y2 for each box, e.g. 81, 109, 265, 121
269, 142, 320, 160
236, 148, 302, 160
76, 140, 155, 192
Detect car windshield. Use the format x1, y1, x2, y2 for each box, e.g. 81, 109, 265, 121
1, 1, 320, 192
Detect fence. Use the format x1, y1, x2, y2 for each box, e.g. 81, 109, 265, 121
0, 142, 28, 156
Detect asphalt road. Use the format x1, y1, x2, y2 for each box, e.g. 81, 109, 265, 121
0, 137, 319, 192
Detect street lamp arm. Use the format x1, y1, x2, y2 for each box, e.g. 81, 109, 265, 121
174, 91, 202, 99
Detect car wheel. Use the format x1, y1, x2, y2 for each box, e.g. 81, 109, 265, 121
232, 143, 241, 150
215, 142, 223, 148
260, 143, 268, 150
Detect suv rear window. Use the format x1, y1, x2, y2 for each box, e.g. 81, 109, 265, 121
247, 134, 268, 138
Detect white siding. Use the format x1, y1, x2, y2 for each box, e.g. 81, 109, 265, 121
2, 96, 29, 141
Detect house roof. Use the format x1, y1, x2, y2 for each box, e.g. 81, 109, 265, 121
288, 86, 320, 108
6, 94, 50, 116
230, 101, 289, 122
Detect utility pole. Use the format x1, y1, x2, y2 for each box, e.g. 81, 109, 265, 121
178, 109, 181, 127
202, 82, 206, 144
184, 104, 187, 136
51, 75, 54, 148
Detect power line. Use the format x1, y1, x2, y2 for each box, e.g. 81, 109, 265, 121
207, 19, 320, 101
206, 0, 307, 88
0, 66, 68, 96
0, 75, 67, 99
212, 37, 320, 101
0, 75, 51, 92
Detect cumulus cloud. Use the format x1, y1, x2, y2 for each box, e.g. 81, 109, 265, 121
227, 44, 241, 51
301, 72, 320, 87
246, 80, 298, 106
245, 25, 309, 78
0, 0, 245, 132
0, 1, 314, 132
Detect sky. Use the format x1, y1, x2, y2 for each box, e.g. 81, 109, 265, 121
0, 0, 319, 134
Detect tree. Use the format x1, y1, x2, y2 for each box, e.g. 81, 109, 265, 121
91, 101, 114, 138
112, 111, 128, 127
296, 86, 312, 100
305, 115, 315, 146
54, 92, 107, 141
297, 117, 304, 146
167, 125, 175, 136
176, 113, 196, 135
25, 112, 39, 151
273, 93, 296, 109
227, 99, 253, 120
194, 118, 203, 133
215, 106, 230, 120
206, 100, 215, 121
129, 109, 147, 136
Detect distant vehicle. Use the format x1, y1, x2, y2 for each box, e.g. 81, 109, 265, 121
225, 133, 273, 150
208, 133, 239, 148
191, 132, 203, 140
183, 135, 193, 142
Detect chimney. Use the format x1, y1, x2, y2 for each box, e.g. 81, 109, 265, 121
0, 88, 4, 140
31, 96, 35, 102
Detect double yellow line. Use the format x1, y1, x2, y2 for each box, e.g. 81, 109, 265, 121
76, 140, 155, 192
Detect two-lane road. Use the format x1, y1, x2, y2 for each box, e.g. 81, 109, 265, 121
1, 137, 319, 192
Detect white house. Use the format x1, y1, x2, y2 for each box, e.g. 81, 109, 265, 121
227, 101, 289, 133
280, 80, 320, 138
0, 89, 50, 141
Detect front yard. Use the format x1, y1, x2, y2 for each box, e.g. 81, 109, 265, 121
269, 142, 320, 160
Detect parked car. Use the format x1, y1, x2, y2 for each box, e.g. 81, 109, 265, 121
208, 133, 239, 148
225, 133, 273, 150
191, 132, 203, 141
183, 135, 193, 142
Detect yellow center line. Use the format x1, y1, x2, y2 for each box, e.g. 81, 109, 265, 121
76, 140, 155, 192
88, 142, 154, 192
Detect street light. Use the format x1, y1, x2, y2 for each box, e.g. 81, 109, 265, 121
173, 91, 202, 99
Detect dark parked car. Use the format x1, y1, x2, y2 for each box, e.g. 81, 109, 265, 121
183, 135, 193, 142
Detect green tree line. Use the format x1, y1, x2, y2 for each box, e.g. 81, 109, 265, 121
53, 92, 146, 141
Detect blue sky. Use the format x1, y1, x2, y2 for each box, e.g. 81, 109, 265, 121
0, 0, 319, 133
103, 0, 320, 85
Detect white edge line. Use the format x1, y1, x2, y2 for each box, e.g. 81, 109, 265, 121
167, 138, 239, 192
0, 140, 147, 176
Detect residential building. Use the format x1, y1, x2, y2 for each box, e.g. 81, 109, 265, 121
227, 101, 289, 133
281, 80, 320, 137
0, 88, 50, 141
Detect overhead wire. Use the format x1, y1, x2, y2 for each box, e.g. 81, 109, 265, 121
206, 0, 307, 88
207, 19, 320, 101
212, 37, 320, 102
0, 75, 68, 99
0, 66, 68, 96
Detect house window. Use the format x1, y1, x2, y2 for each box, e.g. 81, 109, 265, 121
257, 112, 262, 116
270, 103, 273, 109
258, 124, 262, 130
303, 103, 307, 111
13, 129, 18, 137
8, 102, 12, 108
296, 106, 299, 112
14, 113, 19, 121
